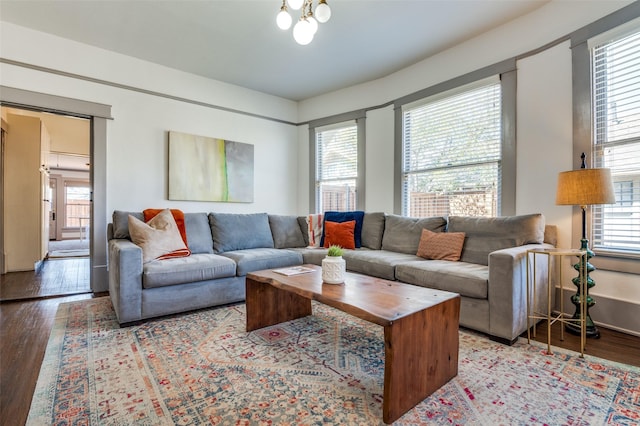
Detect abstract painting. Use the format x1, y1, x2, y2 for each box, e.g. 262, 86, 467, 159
168, 131, 254, 202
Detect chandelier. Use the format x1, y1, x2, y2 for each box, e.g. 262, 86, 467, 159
276, 0, 332, 45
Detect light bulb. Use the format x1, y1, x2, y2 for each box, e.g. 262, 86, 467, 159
288, 0, 304, 10
307, 16, 318, 35
315, 1, 331, 23
276, 8, 292, 30
293, 19, 314, 45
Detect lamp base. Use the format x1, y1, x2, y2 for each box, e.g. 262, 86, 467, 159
565, 316, 601, 339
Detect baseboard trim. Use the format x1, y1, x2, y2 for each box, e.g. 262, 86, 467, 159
555, 287, 640, 337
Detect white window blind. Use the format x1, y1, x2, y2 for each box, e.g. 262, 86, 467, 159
402, 82, 502, 218
316, 122, 358, 212
592, 29, 640, 255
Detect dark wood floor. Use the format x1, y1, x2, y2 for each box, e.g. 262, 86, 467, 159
1, 259, 639, 425
0, 257, 90, 301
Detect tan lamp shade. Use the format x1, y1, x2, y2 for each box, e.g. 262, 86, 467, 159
556, 168, 616, 206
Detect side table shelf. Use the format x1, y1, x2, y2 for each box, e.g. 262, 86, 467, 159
526, 248, 588, 357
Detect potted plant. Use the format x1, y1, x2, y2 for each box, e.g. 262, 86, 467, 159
322, 245, 346, 284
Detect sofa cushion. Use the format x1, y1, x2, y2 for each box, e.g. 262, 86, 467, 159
381, 215, 447, 254
142, 253, 236, 289
291, 247, 329, 266
298, 216, 311, 246
209, 213, 274, 253
182, 213, 214, 254
323, 220, 356, 249
268, 215, 307, 249
220, 248, 303, 276
361, 212, 385, 250
128, 210, 190, 263
112, 210, 143, 239
343, 249, 421, 281
320, 211, 365, 248
416, 229, 465, 261
396, 260, 488, 299
448, 214, 545, 265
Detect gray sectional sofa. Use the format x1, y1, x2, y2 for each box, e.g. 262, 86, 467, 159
108, 211, 556, 344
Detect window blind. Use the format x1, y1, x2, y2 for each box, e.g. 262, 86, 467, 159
401, 82, 501, 218
592, 29, 640, 255
316, 123, 358, 212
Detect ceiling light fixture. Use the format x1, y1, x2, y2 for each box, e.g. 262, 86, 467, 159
276, 0, 332, 45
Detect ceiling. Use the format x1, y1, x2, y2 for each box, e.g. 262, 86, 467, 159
0, 0, 550, 101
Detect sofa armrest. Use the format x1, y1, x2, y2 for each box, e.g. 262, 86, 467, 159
488, 243, 554, 342
108, 239, 143, 323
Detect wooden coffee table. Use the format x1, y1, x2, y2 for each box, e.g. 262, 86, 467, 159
245, 264, 460, 424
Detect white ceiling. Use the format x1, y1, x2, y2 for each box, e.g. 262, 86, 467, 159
0, 0, 550, 101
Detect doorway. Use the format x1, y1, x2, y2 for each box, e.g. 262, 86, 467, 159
0, 85, 111, 294
0, 106, 91, 299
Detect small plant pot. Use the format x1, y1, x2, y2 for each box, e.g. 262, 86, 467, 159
322, 255, 346, 284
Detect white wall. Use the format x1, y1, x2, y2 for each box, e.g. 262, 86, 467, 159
0, 22, 300, 217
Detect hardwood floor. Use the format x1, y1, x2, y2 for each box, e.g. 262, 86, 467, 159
525, 321, 640, 367
0, 258, 90, 301
1, 258, 638, 425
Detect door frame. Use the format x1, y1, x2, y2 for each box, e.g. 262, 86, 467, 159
0, 86, 112, 292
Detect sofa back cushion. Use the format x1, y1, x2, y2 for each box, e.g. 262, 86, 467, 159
112, 211, 214, 254
381, 215, 447, 254
112, 210, 143, 239
184, 213, 214, 254
209, 212, 274, 253
447, 214, 545, 265
361, 212, 386, 250
269, 215, 307, 249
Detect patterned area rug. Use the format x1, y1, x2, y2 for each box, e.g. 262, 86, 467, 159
28, 297, 639, 425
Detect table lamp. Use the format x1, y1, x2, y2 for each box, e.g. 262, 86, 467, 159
555, 152, 616, 338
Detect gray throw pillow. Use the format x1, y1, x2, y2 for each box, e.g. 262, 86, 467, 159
381, 215, 447, 254
268, 215, 307, 249
209, 212, 274, 253
184, 213, 214, 254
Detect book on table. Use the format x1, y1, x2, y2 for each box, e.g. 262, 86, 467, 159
273, 266, 315, 276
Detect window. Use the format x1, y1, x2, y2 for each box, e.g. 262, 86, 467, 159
591, 28, 640, 255
315, 121, 359, 213
64, 181, 90, 228
401, 79, 502, 217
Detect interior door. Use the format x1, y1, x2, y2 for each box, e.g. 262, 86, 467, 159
49, 178, 57, 240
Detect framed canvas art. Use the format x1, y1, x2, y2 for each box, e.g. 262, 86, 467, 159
168, 131, 254, 202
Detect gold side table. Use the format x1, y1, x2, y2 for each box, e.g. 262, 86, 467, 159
526, 248, 588, 357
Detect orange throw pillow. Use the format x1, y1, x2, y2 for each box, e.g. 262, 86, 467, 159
323, 220, 356, 250
416, 229, 465, 261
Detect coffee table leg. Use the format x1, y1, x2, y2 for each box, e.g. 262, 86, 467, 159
245, 277, 312, 332
382, 296, 460, 424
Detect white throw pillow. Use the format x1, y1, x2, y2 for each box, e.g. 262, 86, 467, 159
128, 209, 189, 263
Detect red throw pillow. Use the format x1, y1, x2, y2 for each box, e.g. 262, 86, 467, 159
416, 229, 465, 261
323, 220, 356, 250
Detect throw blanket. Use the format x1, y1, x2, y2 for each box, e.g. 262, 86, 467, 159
143, 208, 191, 260
306, 214, 323, 247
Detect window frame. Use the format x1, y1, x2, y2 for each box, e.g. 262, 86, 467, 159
393, 60, 517, 216
308, 111, 366, 213
571, 6, 640, 273
63, 179, 91, 230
